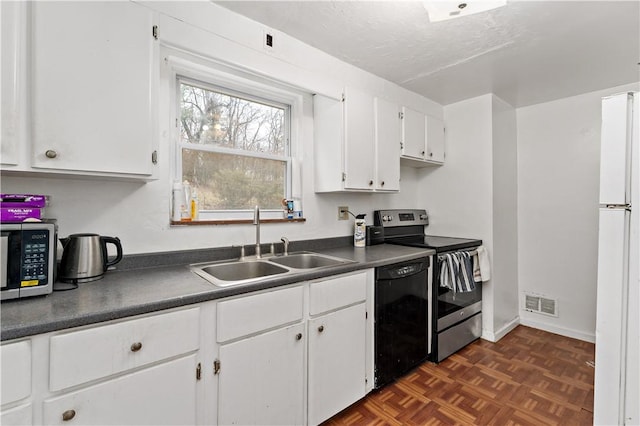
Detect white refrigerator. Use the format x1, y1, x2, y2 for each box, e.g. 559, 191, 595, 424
595, 92, 639, 425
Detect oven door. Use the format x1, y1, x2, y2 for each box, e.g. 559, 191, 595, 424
436, 284, 482, 331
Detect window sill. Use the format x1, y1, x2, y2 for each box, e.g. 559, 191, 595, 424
170, 217, 306, 226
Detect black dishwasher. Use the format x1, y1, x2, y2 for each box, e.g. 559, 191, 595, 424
374, 257, 430, 388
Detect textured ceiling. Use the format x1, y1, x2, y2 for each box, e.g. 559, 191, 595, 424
217, 1, 640, 107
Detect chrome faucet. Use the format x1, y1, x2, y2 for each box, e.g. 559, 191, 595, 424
281, 236, 290, 255
253, 205, 261, 258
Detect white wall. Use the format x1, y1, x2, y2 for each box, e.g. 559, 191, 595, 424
419, 94, 519, 341
491, 96, 519, 338
0, 2, 438, 255
418, 94, 497, 336
517, 82, 639, 342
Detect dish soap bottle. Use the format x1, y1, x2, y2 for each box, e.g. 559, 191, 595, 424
354, 213, 366, 248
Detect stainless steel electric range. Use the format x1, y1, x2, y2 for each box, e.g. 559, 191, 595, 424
374, 209, 483, 363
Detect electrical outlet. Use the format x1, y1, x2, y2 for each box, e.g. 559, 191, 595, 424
263, 29, 275, 51
338, 206, 349, 220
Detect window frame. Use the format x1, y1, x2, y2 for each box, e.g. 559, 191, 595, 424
166, 52, 302, 221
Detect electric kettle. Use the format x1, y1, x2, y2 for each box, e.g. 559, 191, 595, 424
58, 234, 123, 283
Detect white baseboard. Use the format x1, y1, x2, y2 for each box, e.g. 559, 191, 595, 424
519, 318, 595, 343
482, 316, 520, 342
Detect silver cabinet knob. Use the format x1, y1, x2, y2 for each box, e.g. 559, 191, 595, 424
380, 181, 385, 187
295, 333, 302, 341
45, 150, 58, 159
368, 180, 374, 186
318, 325, 324, 333
130, 342, 143, 352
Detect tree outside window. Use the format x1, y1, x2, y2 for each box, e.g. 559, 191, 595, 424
179, 80, 290, 211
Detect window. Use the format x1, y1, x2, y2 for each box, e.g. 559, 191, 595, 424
177, 77, 291, 217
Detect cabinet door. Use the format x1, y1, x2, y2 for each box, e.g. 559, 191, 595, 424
1, 340, 30, 405
426, 115, 445, 163
218, 323, 305, 425
401, 106, 426, 159
308, 303, 366, 425
374, 97, 400, 191
343, 87, 375, 190
30, 2, 157, 177
0, 403, 32, 426
43, 355, 198, 425
1, 1, 26, 166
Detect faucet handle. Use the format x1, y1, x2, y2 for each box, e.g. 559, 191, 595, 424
280, 237, 290, 255
233, 245, 245, 260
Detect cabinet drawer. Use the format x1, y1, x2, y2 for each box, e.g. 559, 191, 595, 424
50, 307, 200, 391
217, 285, 303, 342
1, 340, 31, 405
43, 355, 197, 425
309, 272, 367, 316
0, 403, 32, 426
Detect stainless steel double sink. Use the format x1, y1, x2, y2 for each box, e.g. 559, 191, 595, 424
191, 252, 354, 287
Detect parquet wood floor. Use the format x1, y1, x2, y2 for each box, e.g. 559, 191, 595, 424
323, 325, 595, 426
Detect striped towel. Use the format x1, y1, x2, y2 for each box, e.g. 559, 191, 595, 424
439, 251, 476, 293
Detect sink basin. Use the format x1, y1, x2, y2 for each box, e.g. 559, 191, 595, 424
191, 252, 354, 287
192, 260, 288, 287
268, 252, 352, 269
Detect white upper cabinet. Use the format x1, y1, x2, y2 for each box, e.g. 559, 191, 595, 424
25, 1, 159, 179
343, 87, 377, 190
1, 1, 26, 167
426, 115, 445, 163
401, 106, 426, 159
314, 87, 400, 192
400, 106, 445, 166
374, 97, 401, 191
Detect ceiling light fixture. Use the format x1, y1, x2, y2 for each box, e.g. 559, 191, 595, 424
423, 0, 507, 22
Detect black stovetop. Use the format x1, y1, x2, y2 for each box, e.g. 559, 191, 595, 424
385, 235, 482, 253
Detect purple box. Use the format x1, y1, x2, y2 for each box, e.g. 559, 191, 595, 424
0, 194, 49, 208
0, 207, 43, 222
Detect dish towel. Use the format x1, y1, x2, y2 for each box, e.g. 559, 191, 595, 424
472, 246, 491, 282
439, 251, 475, 293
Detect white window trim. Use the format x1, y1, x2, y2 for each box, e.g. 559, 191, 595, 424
165, 49, 304, 220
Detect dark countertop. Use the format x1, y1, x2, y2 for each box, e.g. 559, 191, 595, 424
1, 244, 434, 341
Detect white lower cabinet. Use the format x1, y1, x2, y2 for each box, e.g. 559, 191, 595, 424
42, 355, 198, 425
0, 307, 201, 426
308, 303, 366, 425
1, 403, 32, 425
215, 285, 305, 425
0, 270, 374, 426
1, 340, 31, 406
214, 271, 371, 426
217, 323, 305, 425
0, 340, 32, 424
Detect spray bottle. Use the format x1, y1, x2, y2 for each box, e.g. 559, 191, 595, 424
354, 213, 366, 248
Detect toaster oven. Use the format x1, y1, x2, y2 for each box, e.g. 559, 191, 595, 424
1, 221, 56, 300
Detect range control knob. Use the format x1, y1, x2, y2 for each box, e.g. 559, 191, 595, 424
383, 215, 393, 222
419, 214, 428, 221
